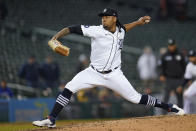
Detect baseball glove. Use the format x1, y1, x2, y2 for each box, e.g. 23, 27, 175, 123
48, 40, 70, 56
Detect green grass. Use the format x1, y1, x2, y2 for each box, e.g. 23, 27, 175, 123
0, 119, 115, 131
0, 122, 37, 131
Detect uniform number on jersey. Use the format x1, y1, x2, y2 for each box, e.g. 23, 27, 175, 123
118, 39, 124, 50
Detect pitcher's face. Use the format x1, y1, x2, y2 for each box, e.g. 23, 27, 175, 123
102, 16, 116, 29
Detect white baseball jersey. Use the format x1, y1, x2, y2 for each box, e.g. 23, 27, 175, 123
183, 62, 196, 114
66, 25, 142, 104
81, 25, 125, 71
184, 62, 196, 79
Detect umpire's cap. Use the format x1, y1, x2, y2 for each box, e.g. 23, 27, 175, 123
168, 38, 176, 46
188, 50, 196, 57
98, 8, 118, 17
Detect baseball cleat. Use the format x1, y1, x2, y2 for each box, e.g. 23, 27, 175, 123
168, 104, 185, 115
32, 116, 56, 128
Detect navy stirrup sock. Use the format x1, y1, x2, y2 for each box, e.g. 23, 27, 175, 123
139, 95, 170, 111
50, 88, 73, 118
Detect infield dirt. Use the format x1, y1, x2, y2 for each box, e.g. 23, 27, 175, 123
32, 114, 196, 131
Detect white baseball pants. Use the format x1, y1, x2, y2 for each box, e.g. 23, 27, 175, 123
66, 66, 142, 104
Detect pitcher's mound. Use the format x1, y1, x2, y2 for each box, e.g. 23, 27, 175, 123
43, 114, 196, 131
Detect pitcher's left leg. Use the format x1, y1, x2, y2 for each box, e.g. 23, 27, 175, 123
104, 69, 141, 103
105, 69, 185, 115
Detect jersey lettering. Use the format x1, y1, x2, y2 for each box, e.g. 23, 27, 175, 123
118, 39, 124, 50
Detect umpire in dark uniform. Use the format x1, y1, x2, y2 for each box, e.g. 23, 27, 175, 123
159, 39, 186, 108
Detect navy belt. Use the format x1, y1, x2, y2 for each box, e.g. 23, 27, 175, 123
91, 65, 118, 74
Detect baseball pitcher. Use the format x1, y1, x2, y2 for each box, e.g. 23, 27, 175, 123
33, 8, 184, 128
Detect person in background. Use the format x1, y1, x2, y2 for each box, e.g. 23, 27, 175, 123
76, 54, 89, 73
157, 47, 167, 92
177, 50, 196, 114
40, 56, 60, 89
76, 54, 89, 101
159, 39, 186, 108
137, 46, 157, 94
18, 55, 40, 88
0, 80, 13, 99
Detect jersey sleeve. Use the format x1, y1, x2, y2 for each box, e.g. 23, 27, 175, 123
69, 25, 83, 35
184, 63, 193, 79
81, 25, 99, 38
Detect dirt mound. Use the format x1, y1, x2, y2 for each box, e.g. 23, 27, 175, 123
37, 114, 196, 131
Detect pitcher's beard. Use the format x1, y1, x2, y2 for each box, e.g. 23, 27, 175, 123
103, 25, 112, 32
103, 25, 108, 29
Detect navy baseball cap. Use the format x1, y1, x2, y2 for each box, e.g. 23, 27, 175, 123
188, 50, 196, 57
98, 8, 118, 17
168, 38, 176, 45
